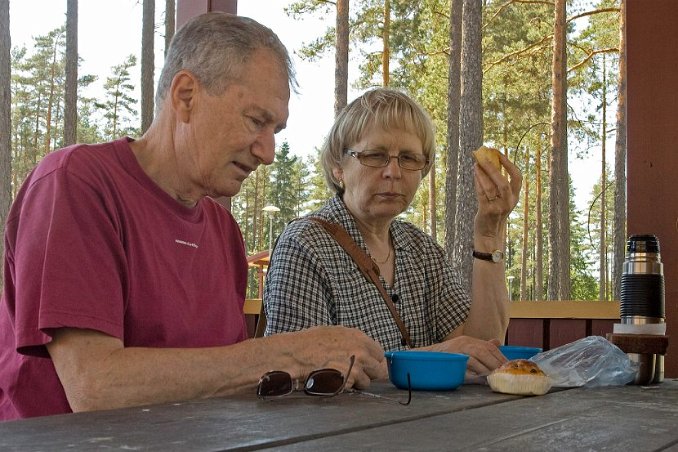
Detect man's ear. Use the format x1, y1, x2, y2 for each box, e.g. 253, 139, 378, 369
171, 70, 197, 123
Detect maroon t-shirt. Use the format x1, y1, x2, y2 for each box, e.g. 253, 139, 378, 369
0, 138, 248, 419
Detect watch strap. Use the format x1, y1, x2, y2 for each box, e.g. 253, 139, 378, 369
472, 249, 503, 262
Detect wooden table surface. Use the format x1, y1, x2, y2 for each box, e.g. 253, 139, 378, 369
1, 379, 677, 451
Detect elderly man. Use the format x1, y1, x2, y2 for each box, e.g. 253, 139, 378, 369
0, 13, 384, 420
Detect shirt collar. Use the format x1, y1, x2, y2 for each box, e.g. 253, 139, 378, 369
326, 195, 415, 255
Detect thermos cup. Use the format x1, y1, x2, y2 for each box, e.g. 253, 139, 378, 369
619, 234, 665, 384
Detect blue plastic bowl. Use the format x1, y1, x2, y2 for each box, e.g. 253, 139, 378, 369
385, 351, 468, 391
499, 345, 542, 360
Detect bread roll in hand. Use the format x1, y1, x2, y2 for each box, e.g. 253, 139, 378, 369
487, 359, 552, 396
473, 145, 501, 170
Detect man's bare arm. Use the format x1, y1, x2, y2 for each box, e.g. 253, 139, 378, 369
47, 326, 386, 412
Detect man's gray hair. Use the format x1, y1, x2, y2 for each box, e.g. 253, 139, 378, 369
155, 12, 296, 113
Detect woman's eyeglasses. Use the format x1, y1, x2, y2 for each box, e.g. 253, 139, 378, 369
257, 355, 355, 399
346, 149, 428, 171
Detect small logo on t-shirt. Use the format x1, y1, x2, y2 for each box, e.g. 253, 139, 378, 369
175, 239, 198, 249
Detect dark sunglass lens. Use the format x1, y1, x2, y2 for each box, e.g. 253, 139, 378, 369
258, 371, 293, 397
304, 370, 344, 395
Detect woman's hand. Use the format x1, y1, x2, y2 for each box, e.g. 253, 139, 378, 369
474, 152, 522, 240
425, 336, 506, 378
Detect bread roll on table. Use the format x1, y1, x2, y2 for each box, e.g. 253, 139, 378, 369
487, 359, 552, 396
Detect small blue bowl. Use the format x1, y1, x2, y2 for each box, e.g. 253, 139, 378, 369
385, 351, 468, 391
499, 345, 542, 360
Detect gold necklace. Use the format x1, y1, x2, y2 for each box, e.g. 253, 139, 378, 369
372, 245, 392, 265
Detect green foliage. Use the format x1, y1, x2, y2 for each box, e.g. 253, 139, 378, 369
568, 1, 620, 161
95, 55, 139, 140
570, 206, 600, 300
482, 1, 553, 152
267, 141, 305, 230
9, 24, 126, 195
285, 0, 339, 61
304, 150, 334, 212
10, 1, 623, 301
278, 1, 622, 302
584, 165, 616, 299
10, 27, 67, 188
285, 0, 334, 17
10, 26, 96, 193
232, 140, 316, 299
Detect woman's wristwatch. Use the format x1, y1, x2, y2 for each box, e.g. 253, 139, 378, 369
472, 249, 504, 263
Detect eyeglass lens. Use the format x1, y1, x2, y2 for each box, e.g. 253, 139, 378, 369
307, 354, 355, 395
305, 370, 345, 395
258, 355, 355, 399
257, 371, 294, 398
348, 150, 427, 170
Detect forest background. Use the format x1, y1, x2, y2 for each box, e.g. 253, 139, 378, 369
0, 0, 625, 302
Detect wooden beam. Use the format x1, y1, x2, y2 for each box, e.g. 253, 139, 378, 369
176, 0, 238, 29
509, 301, 620, 319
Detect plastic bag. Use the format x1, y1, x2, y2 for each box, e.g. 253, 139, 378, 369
531, 336, 638, 388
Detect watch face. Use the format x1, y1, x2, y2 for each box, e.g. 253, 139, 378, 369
491, 250, 503, 262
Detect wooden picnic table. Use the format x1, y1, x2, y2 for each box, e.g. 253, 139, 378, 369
1, 379, 676, 451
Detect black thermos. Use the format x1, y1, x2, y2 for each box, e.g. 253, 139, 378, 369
619, 234, 665, 383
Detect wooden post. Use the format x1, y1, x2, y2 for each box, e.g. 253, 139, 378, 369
626, 0, 678, 378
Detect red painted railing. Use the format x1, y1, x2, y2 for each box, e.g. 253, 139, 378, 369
506, 301, 620, 350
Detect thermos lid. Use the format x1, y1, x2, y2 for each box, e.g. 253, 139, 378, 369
627, 234, 660, 254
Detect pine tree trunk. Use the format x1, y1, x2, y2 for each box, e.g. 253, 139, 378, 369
520, 149, 530, 301
454, 0, 483, 290
141, 0, 155, 134
445, 0, 462, 259
422, 2, 436, 240
535, 138, 544, 300
334, 0, 349, 117
43, 40, 59, 154
165, 0, 176, 58
246, 187, 256, 254
599, 55, 607, 300
547, 0, 570, 300
32, 93, 42, 158
64, 0, 78, 146
429, 165, 436, 240
112, 90, 119, 138
612, 0, 627, 301
254, 170, 261, 251
382, 0, 390, 87
0, 0, 11, 286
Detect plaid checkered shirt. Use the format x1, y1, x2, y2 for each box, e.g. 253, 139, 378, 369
263, 196, 471, 351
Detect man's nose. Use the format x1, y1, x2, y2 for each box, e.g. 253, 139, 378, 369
252, 131, 276, 165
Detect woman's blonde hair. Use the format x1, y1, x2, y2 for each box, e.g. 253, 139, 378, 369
320, 87, 435, 194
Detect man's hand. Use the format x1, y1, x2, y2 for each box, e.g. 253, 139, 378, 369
47, 325, 386, 412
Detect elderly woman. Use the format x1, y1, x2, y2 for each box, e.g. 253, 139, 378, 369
264, 87, 522, 377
